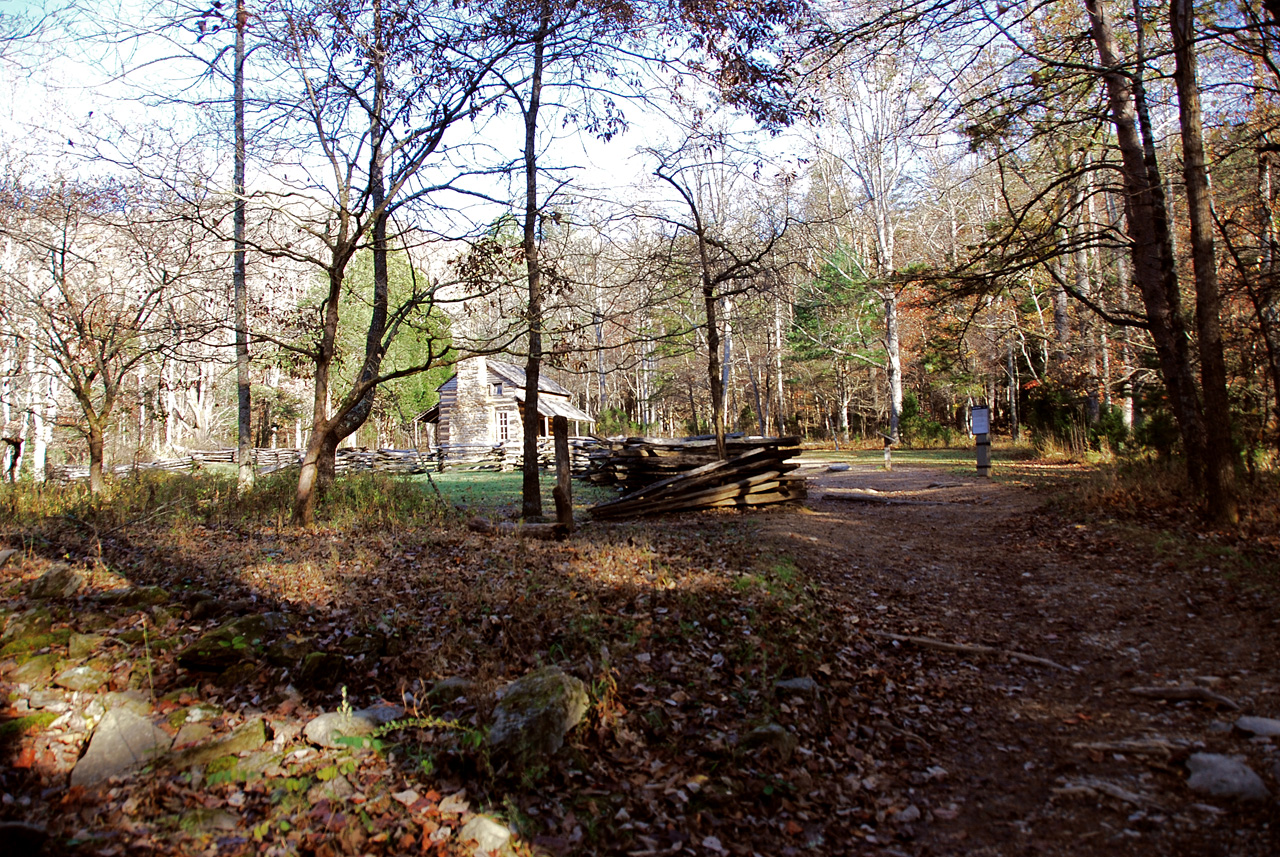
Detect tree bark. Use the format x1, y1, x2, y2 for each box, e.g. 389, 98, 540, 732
521, 2, 550, 518
1084, 0, 1208, 485
1171, 0, 1239, 523
235, 0, 253, 493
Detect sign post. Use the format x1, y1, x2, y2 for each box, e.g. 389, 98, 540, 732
972, 406, 991, 478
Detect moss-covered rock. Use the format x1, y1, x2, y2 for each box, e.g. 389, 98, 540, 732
0, 628, 71, 658
54, 665, 110, 692
1, 608, 53, 644
96, 585, 170, 608
77, 612, 115, 632
176, 613, 290, 671
488, 666, 589, 771
68, 633, 107, 659
339, 633, 386, 657
29, 565, 84, 599
168, 702, 222, 729
8, 653, 59, 685
295, 652, 346, 688
0, 711, 59, 737
168, 717, 269, 768
265, 634, 316, 667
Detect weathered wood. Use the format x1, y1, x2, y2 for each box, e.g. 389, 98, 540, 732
552, 416, 573, 533
869, 630, 1073, 672
826, 490, 946, 507
466, 517, 568, 540
1127, 685, 1239, 709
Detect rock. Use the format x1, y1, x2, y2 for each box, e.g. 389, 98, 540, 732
0, 548, 20, 568
460, 815, 512, 854
68, 633, 107, 659
96, 585, 170, 608
1235, 716, 1280, 738
2, 607, 52, 643
54, 665, 109, 692
102, 690, 152, 716
425, 677, 475, 706
29, 565, 83, 599
774, 676, 820, 696
303, 704, 404, 749
173, 723, 214, 748
827, 463, 851, 472
1186, 753, 1270, 802
190, 598, 228, 621
488, 667, 589, 769
308, 773, 356, 803
167, 702, 222, 728
295, 651, 346, 687
71, 708, 173, 788
738, 723, 798, 761
216, 662, 259, 687
896, 805, 922, 824
151, 606, 178, 628
9, 653, 59, 685
339, 634, 386, 657
169, 718, 269, 768
237, 749, 285, 778
181, 808, 238, 833
176, 613, 290, 671
76, 612, 114, 632
27, 688, 68, 710
265, 635, 315, 667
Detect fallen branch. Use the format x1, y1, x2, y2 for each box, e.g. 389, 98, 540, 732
466, 517, 569, 541
825, 490, 945, 506
1128, 686, 1239, 710
869, 630, 1073, 672
1053, 776, 1154, 807
1072, 738, 1178, 760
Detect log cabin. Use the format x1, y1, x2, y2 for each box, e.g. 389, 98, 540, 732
416, 356, 594, 449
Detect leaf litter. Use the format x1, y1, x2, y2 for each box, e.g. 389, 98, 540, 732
0, 463, 1276, 855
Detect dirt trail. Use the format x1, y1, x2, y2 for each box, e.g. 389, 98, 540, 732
755, 460, 1279, 856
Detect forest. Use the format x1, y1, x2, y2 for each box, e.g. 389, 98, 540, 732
0, 0, 1273, 521
0, 1, 1278, 856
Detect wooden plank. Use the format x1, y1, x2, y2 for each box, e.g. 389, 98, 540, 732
592, 470, 783, 518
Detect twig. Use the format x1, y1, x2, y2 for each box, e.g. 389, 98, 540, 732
1128, 686, 1239, 710
1072, 738, 1178, 760
870, 630, 1074, 672
825, 490, 946, 506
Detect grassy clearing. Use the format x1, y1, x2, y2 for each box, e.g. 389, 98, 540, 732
416, 470, 618, 515
0, 468, 622, 537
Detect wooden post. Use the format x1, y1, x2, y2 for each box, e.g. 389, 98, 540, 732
552, 415, 574, 533
972, 406, 991, 477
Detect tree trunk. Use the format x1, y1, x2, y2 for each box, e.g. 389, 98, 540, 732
521, 3, 550, 518
87, 420, 105, 495
1171, 0, 1239, 523
1085, 0, 1208, 484
704, 273, 727, 459
884, 288, 903, 443
235, 0, 253, 493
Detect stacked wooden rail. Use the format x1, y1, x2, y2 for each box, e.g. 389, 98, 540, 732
589, 437, 805, 518
585, 435, 803, 493
53, 440, 605, 481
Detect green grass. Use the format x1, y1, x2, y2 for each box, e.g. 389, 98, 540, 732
417, 470, 618, 514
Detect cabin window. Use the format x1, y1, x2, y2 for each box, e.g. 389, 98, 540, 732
491, 382, 503, 397
498, 410, 510, 442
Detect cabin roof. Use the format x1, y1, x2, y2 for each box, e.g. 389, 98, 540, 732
434, 358, 573, 397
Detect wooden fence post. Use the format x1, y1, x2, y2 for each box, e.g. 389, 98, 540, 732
552, 415, 574, 533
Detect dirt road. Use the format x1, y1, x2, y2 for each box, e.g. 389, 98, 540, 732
754, 460, 1279, 856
